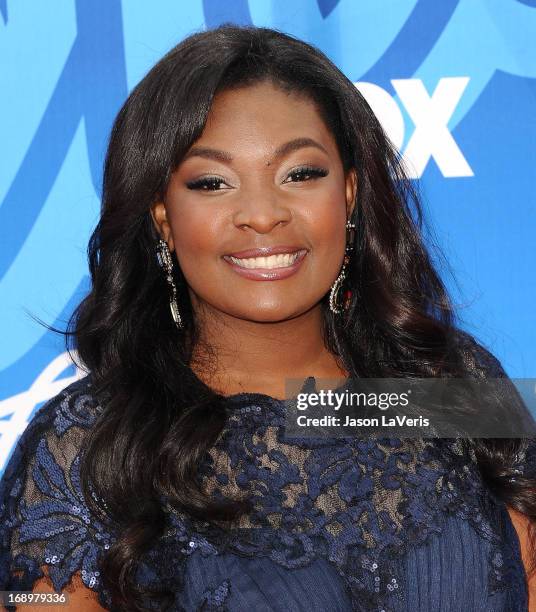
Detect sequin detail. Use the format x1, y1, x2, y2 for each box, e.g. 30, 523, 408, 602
0, 334, 532, 611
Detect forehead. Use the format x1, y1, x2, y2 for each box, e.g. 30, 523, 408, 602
198, 81, 337, 150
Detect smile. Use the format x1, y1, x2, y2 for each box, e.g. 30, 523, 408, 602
222, 249, 308, 281
226, 251, 305, 269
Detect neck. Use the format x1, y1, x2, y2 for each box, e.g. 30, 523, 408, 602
189, 303, 348, 398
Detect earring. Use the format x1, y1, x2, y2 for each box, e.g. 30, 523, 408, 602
155, 239, 183, 329
329, 220, 356, 314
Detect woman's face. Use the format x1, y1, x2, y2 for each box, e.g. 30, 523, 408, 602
151, 80, 357, 324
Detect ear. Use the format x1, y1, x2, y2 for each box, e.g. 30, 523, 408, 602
150, 200, 175, 252
345, 168, 358, 218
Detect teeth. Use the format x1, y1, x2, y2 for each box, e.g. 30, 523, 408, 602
228, 251, 304, 269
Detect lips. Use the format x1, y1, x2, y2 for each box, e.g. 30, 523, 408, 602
221, 246, 308, 281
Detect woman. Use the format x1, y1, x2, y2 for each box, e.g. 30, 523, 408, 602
1, 24, 535, 612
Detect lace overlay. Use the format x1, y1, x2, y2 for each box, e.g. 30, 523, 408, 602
0, 334, 533, 611
161, 396, 524, 611
0, 382, 116, 610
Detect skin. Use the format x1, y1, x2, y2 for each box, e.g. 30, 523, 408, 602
21, 82, 535, 612
151, 80, 357, 399
150, 79, 536, 607
508, 507, 536, 609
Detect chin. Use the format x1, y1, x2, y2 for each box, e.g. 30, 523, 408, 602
240, 305, 312, 323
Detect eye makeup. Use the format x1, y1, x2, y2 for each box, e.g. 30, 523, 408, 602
185, 165, 329, 191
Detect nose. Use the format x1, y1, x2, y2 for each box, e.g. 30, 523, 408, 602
232, 188, 292, 233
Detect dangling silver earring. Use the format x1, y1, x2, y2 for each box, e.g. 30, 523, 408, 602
329, 220, 356, 314
155, 238, 183, 329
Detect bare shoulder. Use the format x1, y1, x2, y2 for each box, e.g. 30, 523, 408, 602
10, 566, 108, 611
507, 505, 536, 611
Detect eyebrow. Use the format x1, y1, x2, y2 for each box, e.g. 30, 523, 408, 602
182, 137, 329, 164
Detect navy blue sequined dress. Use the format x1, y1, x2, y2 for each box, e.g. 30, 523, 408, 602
1, 341, 535, 611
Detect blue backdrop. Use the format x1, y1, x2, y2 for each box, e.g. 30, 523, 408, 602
1, 0, 535, 473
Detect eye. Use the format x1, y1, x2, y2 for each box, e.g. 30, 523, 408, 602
185, 176, 230, 191
284, 165, 329, 183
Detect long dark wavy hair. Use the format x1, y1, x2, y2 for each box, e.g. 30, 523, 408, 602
49, 24, 535, 610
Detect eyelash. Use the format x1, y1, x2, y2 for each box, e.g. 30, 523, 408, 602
185, 166, 329, 191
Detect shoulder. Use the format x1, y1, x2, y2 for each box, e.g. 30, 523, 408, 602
26, 373, 102, 441
0, 374, 114, 608
454, 329, 536, 435
1, 374, 103, 502
453, 329, 508, 378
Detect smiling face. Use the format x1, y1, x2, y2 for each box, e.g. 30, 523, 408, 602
151, 80, 357, 324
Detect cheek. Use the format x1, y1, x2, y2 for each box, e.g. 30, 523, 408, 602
312, 210, 344, 244
167, 204, 223, 270
305, 184, 348, 257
